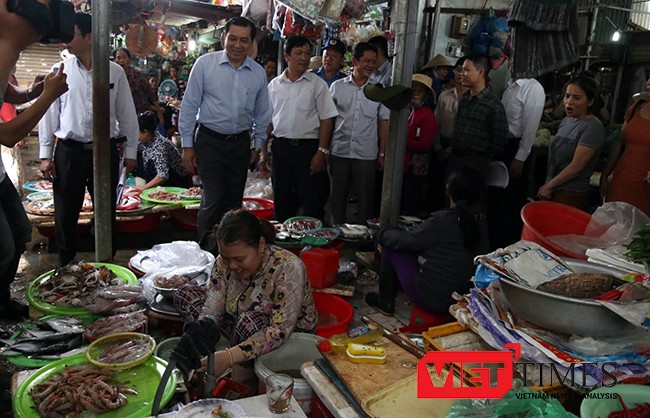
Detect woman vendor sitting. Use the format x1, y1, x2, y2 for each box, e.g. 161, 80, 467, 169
365, 166, 489, 315
134, 111, 191, 190
174, 209, 318, 382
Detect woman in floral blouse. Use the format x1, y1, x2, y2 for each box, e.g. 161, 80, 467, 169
196, 209, 317, 379
134, 111, 191, 190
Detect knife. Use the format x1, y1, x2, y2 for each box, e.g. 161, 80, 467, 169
361, 315, 426, 358
151, 358, 176, 416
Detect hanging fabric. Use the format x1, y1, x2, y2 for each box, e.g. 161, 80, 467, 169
508, 0, 579, 79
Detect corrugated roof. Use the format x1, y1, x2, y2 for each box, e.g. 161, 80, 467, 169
14, 44, 64, 88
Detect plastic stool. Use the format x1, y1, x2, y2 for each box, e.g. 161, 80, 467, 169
399, 305, 454, 333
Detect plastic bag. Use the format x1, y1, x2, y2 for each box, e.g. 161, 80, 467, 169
548, 202, 650, 257
445, 379, 577, 417
319, 0, 346, 20
244, 171, 273, 200
464, 8, 510, 59
474, 263, 502, 288
134, 240, 215, 272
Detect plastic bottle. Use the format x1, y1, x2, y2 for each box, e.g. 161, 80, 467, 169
318, 324, 383, 352
125, 173, 135, 187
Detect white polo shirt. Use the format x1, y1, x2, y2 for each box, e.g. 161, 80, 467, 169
268, 70, 338, 140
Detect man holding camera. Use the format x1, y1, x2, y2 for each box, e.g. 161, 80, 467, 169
0, 0, 70, 316
39, 12, 139, 267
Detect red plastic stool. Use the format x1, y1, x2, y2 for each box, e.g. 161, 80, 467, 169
399, 305, 454, 333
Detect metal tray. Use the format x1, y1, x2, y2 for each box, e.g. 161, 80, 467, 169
499, 259, 637, 337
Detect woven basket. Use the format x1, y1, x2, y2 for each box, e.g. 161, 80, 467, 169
537, 273, 615, 299
86, 332, 155, 371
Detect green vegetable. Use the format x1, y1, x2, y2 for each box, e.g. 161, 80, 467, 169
625, 223, 650, 270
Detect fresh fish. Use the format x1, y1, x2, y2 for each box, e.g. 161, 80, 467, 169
42, 316, 85, 334
36, 346, 86, 360
0, 334, 83, 356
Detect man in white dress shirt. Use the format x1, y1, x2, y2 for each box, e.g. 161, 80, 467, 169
265, 35, 338, 222
39, 13, 139, 266
329, 42, 389, 224
489, 76, 545, 249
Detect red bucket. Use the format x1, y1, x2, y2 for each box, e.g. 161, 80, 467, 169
520, 201, 597, 260
242, 197, 274, 220
170, 208, 198, 231
116, 213, 161, 234
301, 248, 339, 289
312, 292, 353, 338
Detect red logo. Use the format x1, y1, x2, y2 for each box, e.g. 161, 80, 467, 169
417, 343, 521, 398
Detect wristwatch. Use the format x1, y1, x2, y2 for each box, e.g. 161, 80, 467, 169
318, 147, 330, 155
379, 152, 385, 157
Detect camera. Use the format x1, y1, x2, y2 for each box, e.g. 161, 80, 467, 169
6, 0, 74, 44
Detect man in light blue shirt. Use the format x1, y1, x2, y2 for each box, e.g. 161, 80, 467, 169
330, 43, 389, 224
368, 35, 392, 87
179, 17, 271, 245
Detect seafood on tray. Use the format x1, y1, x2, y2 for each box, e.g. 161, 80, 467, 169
285, 217, 321, 233
26, 198, 55, 215
35, 261, 122, 307
85, 285, 145, 315
83, 310, 147, 342
179, 186, 202, 199
96, 338, 153, 365
153, 274, 193, 289
148, 188, 181, 202
0, 316, 85, 358
29, 365, 137, 417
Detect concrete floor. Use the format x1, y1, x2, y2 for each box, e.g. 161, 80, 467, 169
0, 219, 413, 417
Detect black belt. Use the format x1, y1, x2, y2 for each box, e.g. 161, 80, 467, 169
272, 136, 318, 146
198, 124, 248, 141
60, 137, 123, 150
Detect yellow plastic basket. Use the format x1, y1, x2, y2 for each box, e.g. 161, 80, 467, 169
86, 332, 156, 371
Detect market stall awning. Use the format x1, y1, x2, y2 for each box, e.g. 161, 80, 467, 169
148, 0, 239, 26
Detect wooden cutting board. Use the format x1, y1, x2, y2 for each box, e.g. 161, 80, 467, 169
321, 337, 419, 409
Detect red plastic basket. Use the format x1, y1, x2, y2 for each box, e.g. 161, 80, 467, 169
520, 201, 597, 260
243, 197, 274, 220
312, 292, 353, 338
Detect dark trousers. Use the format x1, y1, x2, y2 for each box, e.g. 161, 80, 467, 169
194, 127, 251, 244
427, 151, 448, 212
401, 173, 425, 216
270, 138, 329, 222
0, 177, 31, 302
488, 138, 529, 250
329, 155, 375, 224
53, 140, 119, 266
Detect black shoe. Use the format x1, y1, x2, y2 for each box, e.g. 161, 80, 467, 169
365, 292, 394, 316
0, 299, 29, 318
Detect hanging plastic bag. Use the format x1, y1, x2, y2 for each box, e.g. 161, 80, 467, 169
319, 0, 346, 20
464, 8, 510, 59
277, 0, 325, 20
342, 0, 367, 20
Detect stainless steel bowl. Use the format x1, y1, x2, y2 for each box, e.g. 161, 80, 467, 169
152, 270, 209, 300
498, 259, 637, 337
